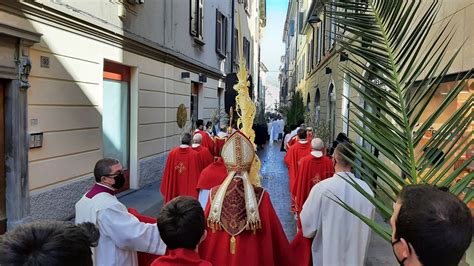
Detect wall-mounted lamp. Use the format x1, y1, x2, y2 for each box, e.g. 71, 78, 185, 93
339, 52, 349, 62
307, 15, 321, 24
199, 74, 207, 83
325, 67, 332, 75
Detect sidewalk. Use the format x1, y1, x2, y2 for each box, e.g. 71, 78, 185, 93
119, 181, 163, 218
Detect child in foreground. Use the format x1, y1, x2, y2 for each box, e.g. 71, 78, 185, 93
152, 196, 211, 266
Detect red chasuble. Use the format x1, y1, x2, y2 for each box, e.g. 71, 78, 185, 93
192, 145, 214, 169
214, 137, 226, 157
196, 158, 228, 190
160, 146, 203, 203
151, 248, 211, 266
199, 179, 291, 266
195, 130, 216, 156
294, 154, 334, 214
284, 141, 312, 196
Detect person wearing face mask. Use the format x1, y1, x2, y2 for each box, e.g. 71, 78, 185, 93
75, 158, 167, 266
390, 185, 472, 266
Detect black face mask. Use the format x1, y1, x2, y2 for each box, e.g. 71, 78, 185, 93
392, 239, 409, 266
112, 173, 125, 189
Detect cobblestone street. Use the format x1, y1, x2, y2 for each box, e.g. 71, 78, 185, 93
258, 141, 396, 265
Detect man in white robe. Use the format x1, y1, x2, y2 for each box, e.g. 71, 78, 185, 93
75, 158, 166, 266
300, 142, 375, 266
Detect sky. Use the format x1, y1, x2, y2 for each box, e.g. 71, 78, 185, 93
261, 0, 287, 110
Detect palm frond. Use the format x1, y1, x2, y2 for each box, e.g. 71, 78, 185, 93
325, 0, 472, 242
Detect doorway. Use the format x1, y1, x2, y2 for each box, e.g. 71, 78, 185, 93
0, 81, 5, 234
103, 62, 130, 193
191, 82, 199, 129
328, 83, 336, 143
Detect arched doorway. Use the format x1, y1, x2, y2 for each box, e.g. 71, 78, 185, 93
327, 83, 336, 143
314, 88, 321, 122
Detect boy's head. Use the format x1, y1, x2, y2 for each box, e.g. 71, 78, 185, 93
0, 221, 99, 266
157, 196, 205, 250
391, 185, 472, 266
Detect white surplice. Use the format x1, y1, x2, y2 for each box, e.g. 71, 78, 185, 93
75, 189, 166, 266
300, 172, 375, 266
198, 189, 210, 209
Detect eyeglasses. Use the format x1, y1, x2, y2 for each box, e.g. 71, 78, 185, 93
104, 170, 124, 178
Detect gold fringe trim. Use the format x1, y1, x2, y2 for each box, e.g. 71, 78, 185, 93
230, 236, 236, 254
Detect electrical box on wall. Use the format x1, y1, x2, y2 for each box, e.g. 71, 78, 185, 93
29, 132, 43, 149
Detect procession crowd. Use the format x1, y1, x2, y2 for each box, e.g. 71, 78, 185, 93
0, 120, 472, 266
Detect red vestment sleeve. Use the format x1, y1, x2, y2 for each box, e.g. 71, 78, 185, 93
199, 192, 293, 266
289, 230, 312, 266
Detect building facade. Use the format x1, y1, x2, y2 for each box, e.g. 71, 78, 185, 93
0, 0, 265, 229
281, 0, 473, 145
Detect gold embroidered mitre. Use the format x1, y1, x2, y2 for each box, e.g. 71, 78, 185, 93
208, 131, 262, 254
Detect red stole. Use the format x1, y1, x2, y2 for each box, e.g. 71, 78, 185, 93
195, 130, 216, 156
86, 183, 115, 198
160, 146, 203, 203
196, 158, 228, 190
294, 154, 334, 215
199, 180, 291, 266
284, 141, 312, 196
192, 145, 214, 169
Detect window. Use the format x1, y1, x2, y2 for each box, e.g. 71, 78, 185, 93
315, 26, 320, 64
243, 37, 251, 68
322, 13, 326, 55
307, 45, 311, 73
190, 0, 204, 43
215, 9, 227, 57
233, 28, 239, 68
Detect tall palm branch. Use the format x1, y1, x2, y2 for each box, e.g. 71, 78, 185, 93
326, 0, 473, 241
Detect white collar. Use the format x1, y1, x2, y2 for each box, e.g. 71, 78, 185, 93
298, 140, 308, 144
180, 144, 190, 148
311, 151, 323, 158
192, 144, 200, 148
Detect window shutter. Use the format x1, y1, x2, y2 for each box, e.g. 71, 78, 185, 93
190, 0, 197, 36
198, 0, 204, 38
223, 16, 228, 54
216, 9, 221, 53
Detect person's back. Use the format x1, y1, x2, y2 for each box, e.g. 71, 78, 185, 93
152, 196, 211, 266
300, 142, 375, 266
199, 131, 291, 266
161, 133, 203, 203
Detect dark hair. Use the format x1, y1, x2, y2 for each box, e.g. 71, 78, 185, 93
182, 133, 192, 145
396, 185, 472, 266
334, 142, 355, 167
0, 221, 99, 266
157, 196, 205, 250
94, 158, 119, 182
206, 121, 212, 127
297, 120, 305, 126
196, 119, 204, 128
297, 128, 307, 140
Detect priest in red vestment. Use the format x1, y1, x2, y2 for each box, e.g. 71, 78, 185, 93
192, 134, 214, 168
194, 119, 215, 156
294, 138, 334, 215
160, 133, 203, 203
214, 125, 228, 157
196, 157, 228, 209
284, 128, 312, 199
199, 131, 291, 266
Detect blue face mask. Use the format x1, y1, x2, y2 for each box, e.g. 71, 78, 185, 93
392, 239, 410, 266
